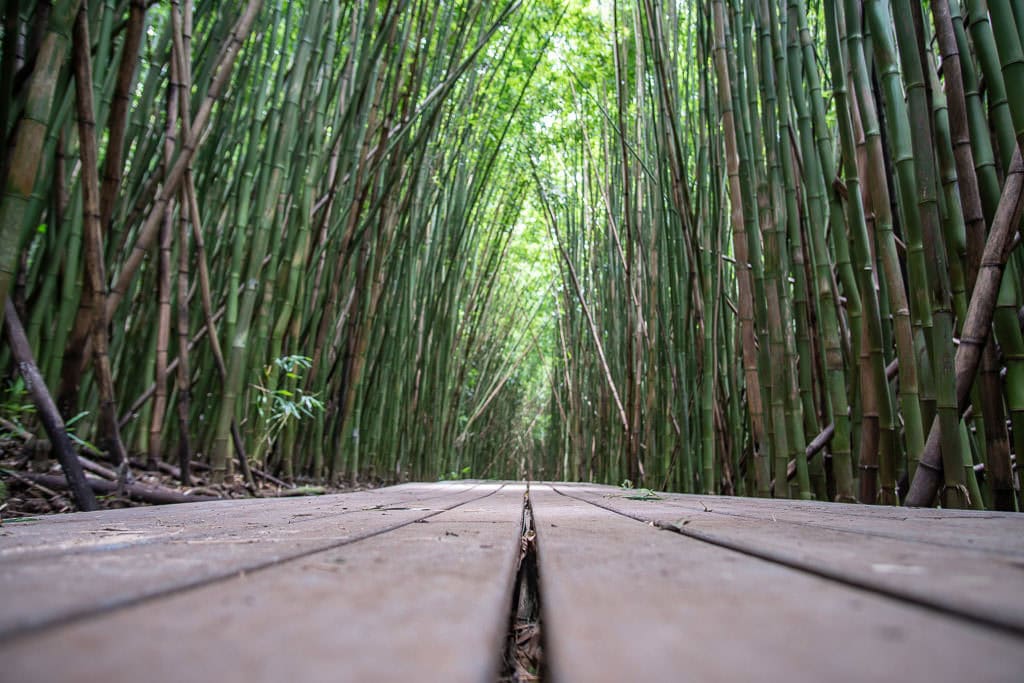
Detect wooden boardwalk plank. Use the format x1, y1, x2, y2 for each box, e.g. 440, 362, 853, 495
3, 481, 1021, 681
0, 485, 525, 683
553, 484, 1024, 634
0, 482, 476, 562
0, 482, 493, 637
550, 482, 1023, 555
530, 485, 1024, 682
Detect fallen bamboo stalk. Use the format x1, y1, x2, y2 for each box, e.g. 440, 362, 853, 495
776, 424, 837, 486
251, 467, 289, 488
17, 472, 220, 505
4, 299, 98, 511
1, 468, 66, 502
77, 454, 119, 480
0, 417, 32, 440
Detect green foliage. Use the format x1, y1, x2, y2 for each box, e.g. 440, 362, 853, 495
252, 356, 324, 455
0, 378, 34, 421
0, 378, 34, 441
623, 488, 662, 501
618, 479, 660, 499
65, 412, 102, 455
3, 0, 1017, 510
438, 465, 473, 481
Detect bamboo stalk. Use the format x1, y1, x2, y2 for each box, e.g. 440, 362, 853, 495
3, 298, 97, 511
907, 150, 1024, 505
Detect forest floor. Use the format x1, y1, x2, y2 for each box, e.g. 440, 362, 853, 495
0, 434, 378, 519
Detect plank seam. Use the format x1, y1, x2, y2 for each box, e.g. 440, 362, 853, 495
593, 498, 1024, 558
551, 485, 1024, 640
0, 484, 505, 644
0, 484, 487, 566
498, 487, 546, 681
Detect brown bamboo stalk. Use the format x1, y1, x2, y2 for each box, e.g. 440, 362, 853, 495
713, 0, 768, 494
932, 0, 1015, 510
18, 472, 218, 504
174, 0, 195, 486
105, 0, 263, 319
72, 4, 129, 467
148, 44, 181, 468
98, 0, 146, 231
906, 149, 1024, 505
185, 173, 227, 377
3, 298, 97, 511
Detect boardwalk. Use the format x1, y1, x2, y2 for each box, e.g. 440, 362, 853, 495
1, 482, 1022, 682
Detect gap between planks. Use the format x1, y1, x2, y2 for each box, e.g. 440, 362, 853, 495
529, 485, 1024, 682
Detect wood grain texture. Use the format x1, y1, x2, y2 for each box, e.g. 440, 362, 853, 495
0, 482, 492, 637
2, 482, 1022, 682
547, 482, 1024, 554
530, 485, 1024, 682
0, 485, 525, 683
552, 484, 1024, 634
0, 482, 477, 561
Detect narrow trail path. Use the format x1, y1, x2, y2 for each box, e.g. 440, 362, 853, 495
1, 482, 1022, 681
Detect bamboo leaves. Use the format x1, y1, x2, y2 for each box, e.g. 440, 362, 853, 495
542, 0, 1024, 510
2, 0, 1023, 511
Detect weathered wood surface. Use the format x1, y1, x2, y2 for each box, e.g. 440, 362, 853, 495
548, 483, 1024, 634
531, 485, 1024, 682
0, 482, 493, 636
0, 483, 523, 682
0, 482, 471, 560
549, 482, 1023, 554
1, 481, 1022, 682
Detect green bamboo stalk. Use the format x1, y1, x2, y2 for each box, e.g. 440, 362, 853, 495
0, 0, 82, 327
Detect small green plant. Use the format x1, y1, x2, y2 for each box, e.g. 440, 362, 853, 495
252, 356, 324, 458
618, 480, 660, 500
0, 378, 34, 438
623, 488, 661, 501
0, 381, 103, 462
65, 411, 103, 455
438, 465, 472, 481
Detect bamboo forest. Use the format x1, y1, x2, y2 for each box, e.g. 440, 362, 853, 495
1, 0, 1023, 515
